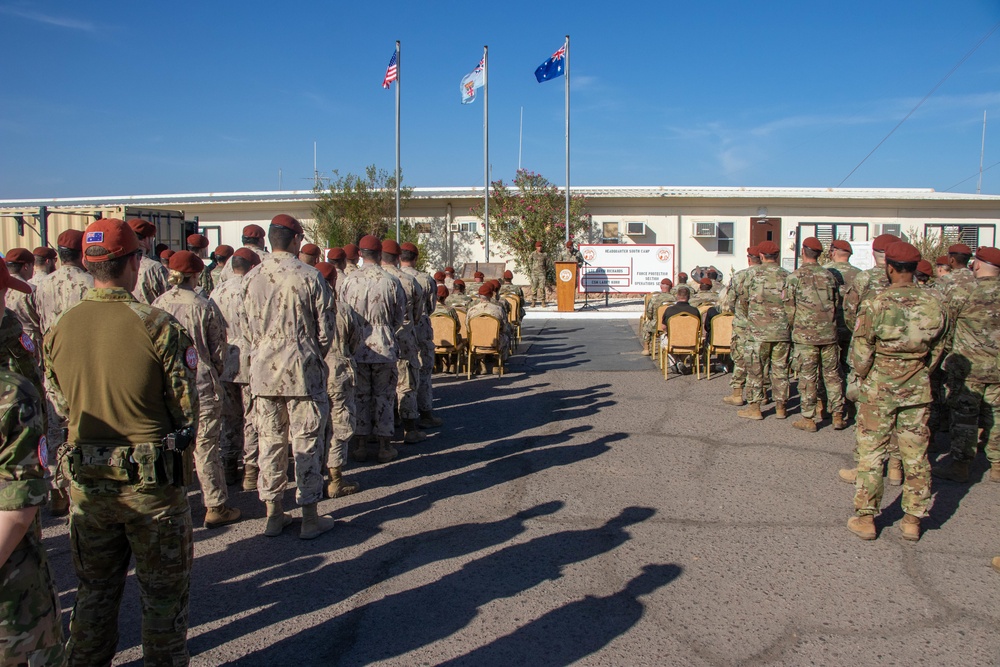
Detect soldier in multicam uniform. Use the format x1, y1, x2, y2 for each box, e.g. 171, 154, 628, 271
786, 237, 846, 432
126, 218, 170, 305
186, 233, 215, 295
0, 368, 66, 667
528, 242, 550, 307
466, 283, 511, 374
217, 224, 268, 283
737, 241, 791, 420
30, 246, 57, 286
688, 278, 718, 308
932, 245, 1000, 484
445, 279, 472, 309
380, 239, 426, 444
44, 218, 198, 665
640, 278, 676, 356
499, 270, 526, 323
444, 266, 456, 291
707, 269, 724, 294
400, 242, 444, 430
935, 243, 977, 317
32, 229, 93, 517
845, 241, 947, 542
824, 239, 860, 367
242, 214, 337, 540
467, 270, 486, 299
210, 247, 261, 490
934, 255, 951, 280
153, 251, 241, 529
3, 248, 42, 354
315, 262, 363, 499
557, 240, 583, 265
673, 272, 690, 294
719, 246, 761, 406
339, 235, 406, 465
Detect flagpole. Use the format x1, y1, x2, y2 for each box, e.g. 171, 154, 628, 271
481, 46, 490, 262
564, 34, 570, 244
395, 40, 401, 241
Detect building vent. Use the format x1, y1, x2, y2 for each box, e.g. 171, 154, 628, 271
692, 222, 717, 237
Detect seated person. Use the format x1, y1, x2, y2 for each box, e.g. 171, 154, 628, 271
659, 286, 700, 331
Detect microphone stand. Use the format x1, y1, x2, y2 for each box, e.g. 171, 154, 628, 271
578, 258, 598, 311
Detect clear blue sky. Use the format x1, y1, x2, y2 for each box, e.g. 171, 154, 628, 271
2, 1, 999, 198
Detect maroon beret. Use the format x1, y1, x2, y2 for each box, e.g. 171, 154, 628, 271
315, 262, 336, 283
127, 218, 157, 238
677, 272, 688, 281
300, 243, 320, 257
660, 278, 673, 287
84, 219, 140, 262
802, 237, 823, 252
270, 214, 303, 235
343, 243, 359, 259
935, 255, 950, 266
57, 229, 84, 250
453, 279, 465, 287
327, 248, 345, 261
159, 249, 175, 261
478, 284, 493, 295
437, 285, 449, 298
535, 241, 543, 248
699, 277, 713, 286
433, 271, 446, 281
0, 259, 31, 294
242, 224, 266, 238
381, 239, 401, 255
474, 271, 484, 280
884, 241, 921, 264
4, 248, 34, 264
565, 241, 573, 248
746, 246, 758, 256
503, 270, 513, 280
916, 260, 933, 276
33, 246, 56, 260
872, 233, 900, 252
168, 250, 205, 274
831, 239, 853, 253
757, 241, 779, 255
358, 236, 380, 251
186, 234, 209, 249
233, 247, 261, 266
400, 242, 419, 254
975, 246, 1000, 267
214, 245, 234, 258
489, 279, 501, 289
445, 266, 455, 274
948, 243, 972, 255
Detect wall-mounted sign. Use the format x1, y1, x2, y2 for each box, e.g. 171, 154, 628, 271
577, 244, 676, 294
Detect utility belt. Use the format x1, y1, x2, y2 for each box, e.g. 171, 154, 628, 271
66, 429, 194, 492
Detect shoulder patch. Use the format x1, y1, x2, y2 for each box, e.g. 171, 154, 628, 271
19, 332, 35, 353
185, 346, 198, 370
38, 435, 48, 468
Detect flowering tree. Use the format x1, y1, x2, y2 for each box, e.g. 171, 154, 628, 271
312, 164, 413, 247
469, 169, 590, 277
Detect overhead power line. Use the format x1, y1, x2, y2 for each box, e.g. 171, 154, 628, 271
943, 159, 1000, 192
837, 21, 1000, 187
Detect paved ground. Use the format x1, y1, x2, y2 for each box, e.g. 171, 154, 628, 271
40, 318, 1000, 666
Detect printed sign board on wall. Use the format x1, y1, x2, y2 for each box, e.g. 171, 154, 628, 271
577, 244, 676, 294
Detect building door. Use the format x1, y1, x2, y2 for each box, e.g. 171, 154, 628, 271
750, 217, 781, 247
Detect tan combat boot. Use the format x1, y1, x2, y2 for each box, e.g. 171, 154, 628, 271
838, 467, 858, 484
48, 488, 69, 518
774, 401, 787, 419
847, 515, 876, 540
990, 463, 1000, 483
792, 417, 817, 433
325, 467, 360, 499
403, 419, 427, 444
641, 343, 651, 357
205, 504, 242, 529
832, 413, 848, 430
264, 499, 293, 537
242, 464, 259, 492
899, 514, 920, 542
887, 458, 903, 486
737, 403, 764, 420
299, 503, 336, 540
816, 399, 825, 420
932, 459, 970, 483
377, 436, 398, 464
722, 388, 745, 406
418, 411, 443, 428
350, 435, 370, 463
992, 556, 1000, 574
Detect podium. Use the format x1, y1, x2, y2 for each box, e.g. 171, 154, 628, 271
555, 261, 578, 312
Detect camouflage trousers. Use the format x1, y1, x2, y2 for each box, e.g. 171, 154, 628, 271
948, 379, 1000, 464
255, 394, 328, 506
530, 274, 545, 302
417, 336, 435, 413
42, 375, 68, 490
744, 341, 790, 405
240, 385, 259, 470
793, 342, 844, 419
193, 391, 227, 508
67, 481, 192, 667
396, 357, 419, 420
0, 530, 66, 667
928, 367, 950, 434
853, 401, 932, 518
220, 382, 245, 463
730, 327, 746, 390
355, 362, 399, 437
325, 359, 356, 470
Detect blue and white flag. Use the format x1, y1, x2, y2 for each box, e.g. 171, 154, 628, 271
534, 44, 566, 83
461, 58, 485, 104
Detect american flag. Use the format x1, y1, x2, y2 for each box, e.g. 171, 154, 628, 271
382, 50, 398, 89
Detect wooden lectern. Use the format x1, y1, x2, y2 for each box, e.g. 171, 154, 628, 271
555, 261, 578, 312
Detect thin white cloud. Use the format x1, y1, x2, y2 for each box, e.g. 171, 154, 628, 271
0, 5, 98, 31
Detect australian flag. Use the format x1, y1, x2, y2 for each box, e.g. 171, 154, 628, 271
534, 44, 566, 83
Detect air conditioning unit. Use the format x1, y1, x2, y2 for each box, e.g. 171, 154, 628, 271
871, 223, 901, 237
449, 222, 460, 232
692, 222, 717, 237
626, 221, 646, 236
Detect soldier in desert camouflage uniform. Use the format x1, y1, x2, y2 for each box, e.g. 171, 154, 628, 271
211, 245, 234, 286
154, 251, 241, 528
340, 235, 406, 465
210, 247, 261, 490
786, 237, 846, 432
499, 270, 526, 321
0, 368, 66, 667
127, 218, 170, 305
381, 240, 426, 444
242, 214, 337, 540
432, 285, 460, 322
186, 233, 215, 295
528, 242, 550, 307
400, 242, 443, 430
738, 242, 791, 420
29, 246, 57, 286
217, 224, 268, 284
932, 246, 1000, 485
327, 247, 349, 294
45, 218, 198, 666
316, 262, 363, 499
641, 278, 676, 357
343, 243, 360, 275
3, 248, 41, 355
466, 283, 511, 374
719, 246, 761, 406
846, 241, 947, 542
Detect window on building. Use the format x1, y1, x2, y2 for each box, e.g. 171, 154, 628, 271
798, 223, 869, 246
716, 222, 734, 254
602, 221, 619, 243
925, 224, 996, 248
450, 220, 478, 233
413, 222, 432, 234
